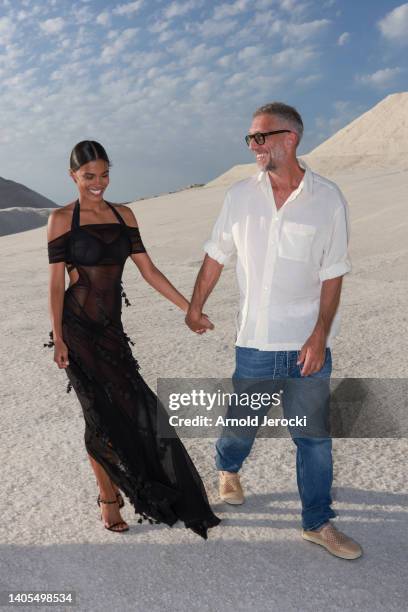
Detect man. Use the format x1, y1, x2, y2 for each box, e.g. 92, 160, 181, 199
185, 102, 362, 560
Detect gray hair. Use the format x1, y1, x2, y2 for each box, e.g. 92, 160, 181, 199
253, 102, 304, 144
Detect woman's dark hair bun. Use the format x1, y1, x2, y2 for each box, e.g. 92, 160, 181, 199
70, 141, 111, 171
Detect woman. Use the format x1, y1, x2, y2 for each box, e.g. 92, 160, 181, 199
45, 140, 220, 538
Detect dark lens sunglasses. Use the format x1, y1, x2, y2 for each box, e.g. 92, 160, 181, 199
245, 130, 291, 146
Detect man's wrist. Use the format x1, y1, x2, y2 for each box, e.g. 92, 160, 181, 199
187, 305, 202, 318
311, 322, 327, 342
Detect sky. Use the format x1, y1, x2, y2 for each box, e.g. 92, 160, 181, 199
0, 0, 407, 204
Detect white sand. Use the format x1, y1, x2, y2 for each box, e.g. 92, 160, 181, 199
1, 158, 407, 611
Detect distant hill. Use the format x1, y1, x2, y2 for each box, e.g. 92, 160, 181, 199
206, 92, 408, 187
0, 176, 57, 236
0, 207, 54, 237
0, 177, 57, 210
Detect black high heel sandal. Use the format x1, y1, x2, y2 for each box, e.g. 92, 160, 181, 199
98, 498, 129, 533
97, 492, 125, 509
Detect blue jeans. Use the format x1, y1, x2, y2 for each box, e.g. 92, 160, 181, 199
215, 347, 336, 530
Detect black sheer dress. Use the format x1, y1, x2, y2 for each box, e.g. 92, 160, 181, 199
45, 199, 220, 539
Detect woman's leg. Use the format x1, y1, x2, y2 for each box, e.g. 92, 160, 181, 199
87, 454, 128, 530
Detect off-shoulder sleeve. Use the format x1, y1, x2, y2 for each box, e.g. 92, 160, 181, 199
48, 232, 69, 264
127, 226, 146, 254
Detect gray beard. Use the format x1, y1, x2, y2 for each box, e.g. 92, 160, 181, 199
265, 160, 278, 171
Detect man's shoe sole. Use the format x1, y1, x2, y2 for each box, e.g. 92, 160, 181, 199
302, 530, 362, 560
220, 496, 244, 505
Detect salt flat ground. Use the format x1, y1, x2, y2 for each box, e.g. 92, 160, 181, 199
0, 166, 407, 611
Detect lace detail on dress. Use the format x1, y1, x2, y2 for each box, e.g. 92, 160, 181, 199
120, 280, 131, 307
43, 331, 55, 348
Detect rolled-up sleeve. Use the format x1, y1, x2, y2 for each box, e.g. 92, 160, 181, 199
319, 192, 352, 281
203, 190, 235, 265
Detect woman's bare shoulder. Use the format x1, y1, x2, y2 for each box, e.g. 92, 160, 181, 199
116, 203, 139, 228
47, 201, 76, 241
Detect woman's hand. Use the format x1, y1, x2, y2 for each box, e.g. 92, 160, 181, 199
54, 338, 70, 369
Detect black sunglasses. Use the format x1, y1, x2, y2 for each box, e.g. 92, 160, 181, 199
245, 130, 291, 146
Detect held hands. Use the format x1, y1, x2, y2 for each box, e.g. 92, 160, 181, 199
185, 309, 214, 334
54, 338, 70, 369
297, 329, 326, 376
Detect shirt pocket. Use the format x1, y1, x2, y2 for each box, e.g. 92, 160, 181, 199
278, 221, 316, 263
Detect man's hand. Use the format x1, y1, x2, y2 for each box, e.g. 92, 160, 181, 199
185, 254, 222, 334
298, 276, 343, 376
297, 329, 326, 376
185, 310, 214, 334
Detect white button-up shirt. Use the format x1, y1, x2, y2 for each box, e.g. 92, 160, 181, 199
204, 160, 351, 351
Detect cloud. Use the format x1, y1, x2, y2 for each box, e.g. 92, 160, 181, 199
378, 3, 408, 43
254, 0, 274, 6
158, 30, 174, 43
100, 28, 138, 62
126, 50, 163, 70
183, 65, 205, 81
40, 17, 65, 34
198, 18, 237, 38
149, 20, 169, 33
337, 31, 350, 46
182, 43, 221, 65
163, 1, 198, 19
17, 10, 28, 21
72, 5, 93, 24
113, 1, 143, 16
0, 16, 16, 42
213, 0, 250, 20
277, 0, 309, 15
295, 74, 322, 87
271, 46, 318, 70
225, 71, 247, 87
237, 46, 259, 61
284, 19, 331, 43
357, 67, 403, 88
216, 54, 234, 68
96, 11, 110, 26
167, 38, 190, 55
3, 67, 37, 89
190, 79, 214, 99
0, 43, 23, 69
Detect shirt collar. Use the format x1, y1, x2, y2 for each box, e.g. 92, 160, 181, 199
256, 157, 314, 196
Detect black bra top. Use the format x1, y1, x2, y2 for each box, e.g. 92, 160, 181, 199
47, 200, 146, 268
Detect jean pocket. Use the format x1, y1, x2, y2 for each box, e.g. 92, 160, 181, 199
309, 349, 332, 379
278, 221, 316, 262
